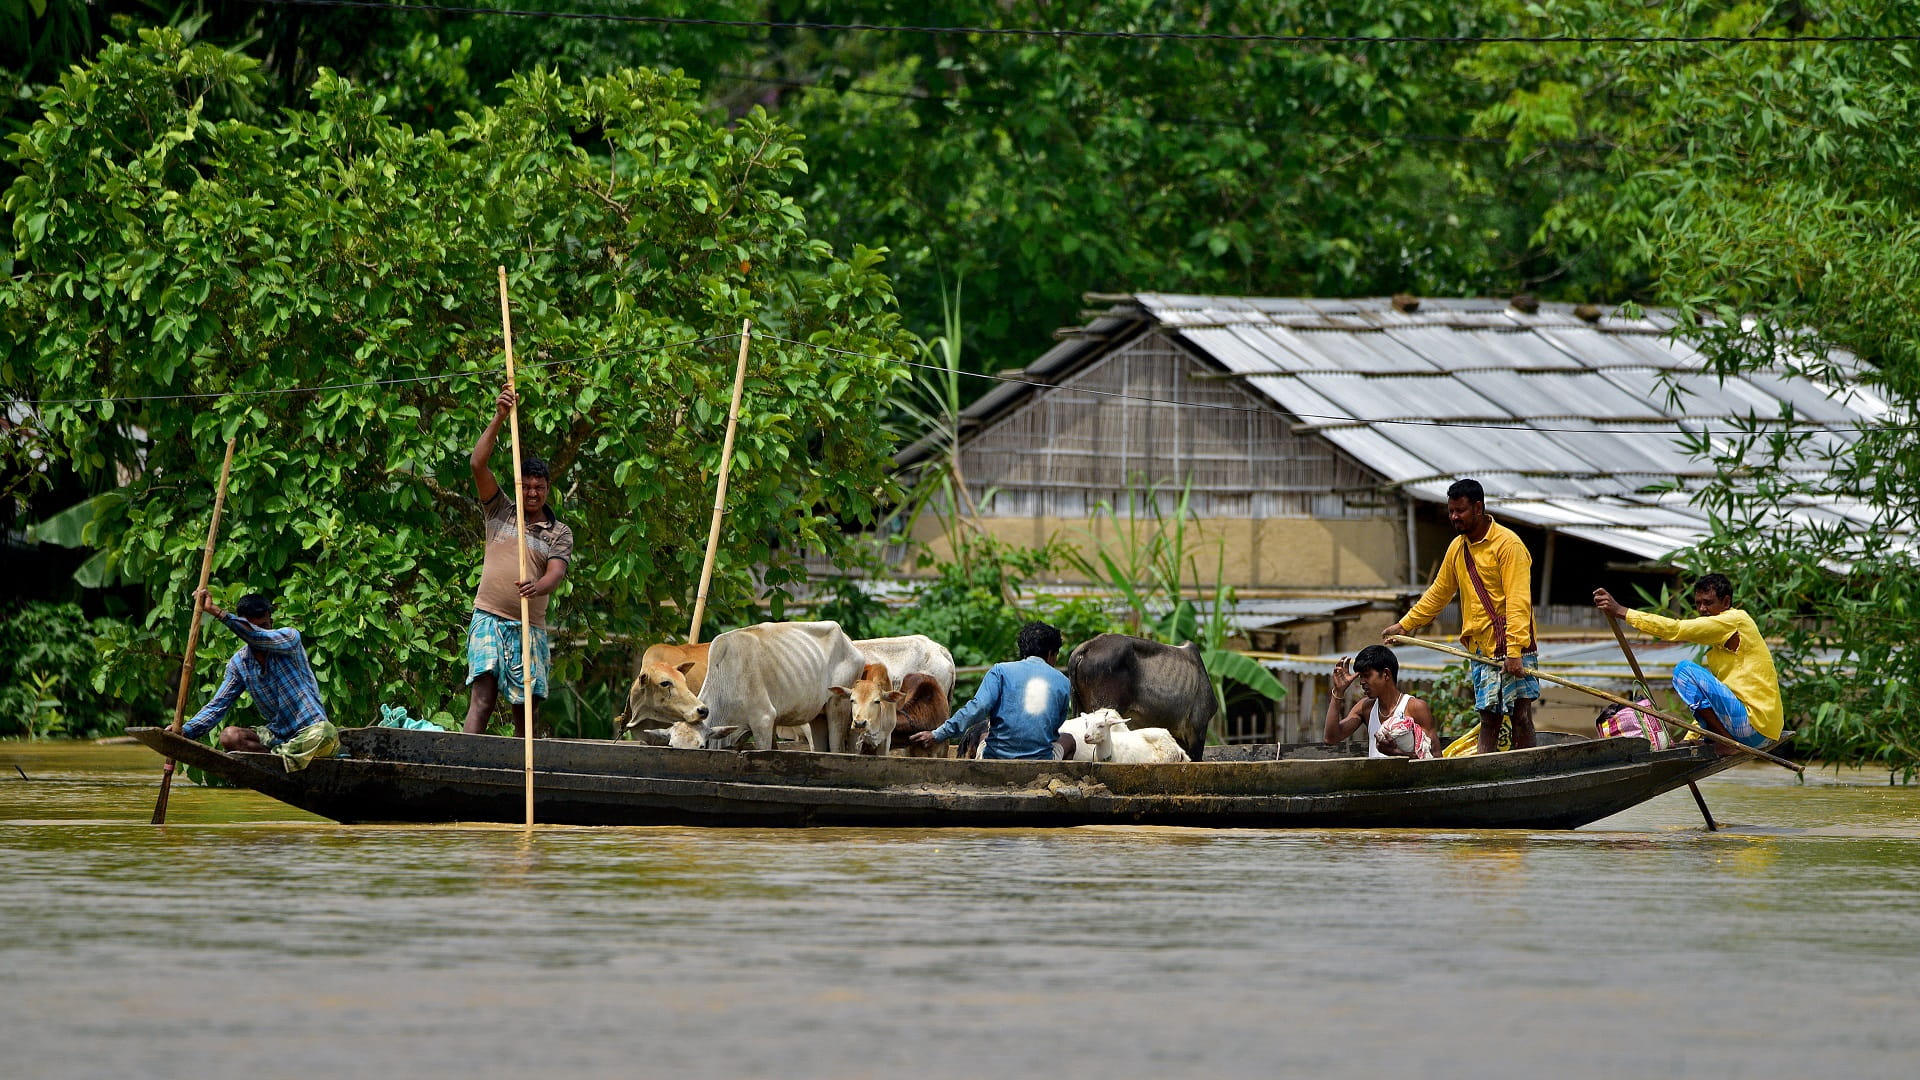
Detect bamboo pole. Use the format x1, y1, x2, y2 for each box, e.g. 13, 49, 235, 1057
498, 266, 535, 830
1387, 634, 1804, 774
1604, 611, 1719, 830
687, 320, 751, 645
152, 437, 239, 824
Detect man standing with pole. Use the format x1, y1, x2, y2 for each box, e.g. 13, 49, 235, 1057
465, 269, 575, 765
1383, 478, 1540, 754
461, 385, 572, 739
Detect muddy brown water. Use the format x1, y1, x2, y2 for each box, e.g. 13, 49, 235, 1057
3, 743, 1916, 1079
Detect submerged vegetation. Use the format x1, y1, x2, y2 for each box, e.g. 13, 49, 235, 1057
0, 601, 133, 739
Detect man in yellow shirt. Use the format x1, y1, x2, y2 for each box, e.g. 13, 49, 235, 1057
1593, 574, 1782, 753
1383, 479, 1538, 753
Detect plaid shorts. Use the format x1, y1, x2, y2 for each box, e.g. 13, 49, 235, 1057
1470, 650, 1540, 712
254, 720, 340, 772
465, 609, 551, 705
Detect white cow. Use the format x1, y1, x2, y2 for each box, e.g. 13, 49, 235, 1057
853, 635, 957, 697
704, 621, 867, 753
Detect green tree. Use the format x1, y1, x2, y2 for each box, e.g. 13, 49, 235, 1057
1466, 1, 1920, 773
10, 4, 1626, 375
0, 600, 131, 738
2, 29, 914, 726
768, 0, 1607, 370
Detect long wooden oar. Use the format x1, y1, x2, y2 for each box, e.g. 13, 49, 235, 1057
1388, 634, 1803, 774
498, 266, 535, 831
1604, 611, 1718, 830
152, 436, 239, 824
687, 319, 751, 646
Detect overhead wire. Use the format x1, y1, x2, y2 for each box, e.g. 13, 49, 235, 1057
12, 331, 738, 407
243, 0, 1920, 47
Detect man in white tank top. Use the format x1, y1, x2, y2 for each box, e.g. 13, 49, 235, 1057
1324, 645, 1437, 758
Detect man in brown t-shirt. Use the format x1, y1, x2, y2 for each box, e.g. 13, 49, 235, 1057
462, 387, 575, 735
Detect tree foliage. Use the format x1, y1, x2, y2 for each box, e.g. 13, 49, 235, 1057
2, 29, 913, 724
1467, 0, 1920, 773
6, 2, 1626, 372
12, 5, 1920, 769
768, 0, 1609, 369
0, 600, 127, 738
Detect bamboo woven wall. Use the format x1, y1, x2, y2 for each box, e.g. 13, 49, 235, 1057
961, 331, 1387, 519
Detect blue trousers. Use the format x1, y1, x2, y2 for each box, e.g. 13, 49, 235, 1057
1671, 660, 1766, 747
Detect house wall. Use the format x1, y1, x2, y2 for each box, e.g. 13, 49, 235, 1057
925, 329, 1408, 591
908, 514, 1407, 590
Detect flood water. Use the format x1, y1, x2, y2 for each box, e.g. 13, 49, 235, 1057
3, 743, 1917, 1079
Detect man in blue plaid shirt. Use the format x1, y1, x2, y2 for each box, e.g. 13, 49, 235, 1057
184, 588, 337, 768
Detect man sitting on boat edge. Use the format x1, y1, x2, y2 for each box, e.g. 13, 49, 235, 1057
1325, 645, 1436, 759
910, 621, 1074, 760
1592, 574, 1782, 755
183, 587, 339, 771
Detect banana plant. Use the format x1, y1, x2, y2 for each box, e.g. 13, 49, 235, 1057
1149, 544, 1288, 719
1070, 477, 1286, 717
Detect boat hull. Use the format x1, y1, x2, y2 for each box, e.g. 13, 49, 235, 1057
128, 727, 1735, 830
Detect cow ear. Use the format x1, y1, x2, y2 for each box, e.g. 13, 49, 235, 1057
676, 660, 698, 675
883, 690, 906, 703
829, 685, 850, 698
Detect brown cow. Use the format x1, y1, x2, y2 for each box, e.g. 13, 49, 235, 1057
615, 642, 710, 739
829, 662, 897, 756
893, 672, 952, 758
642, 642, 709, 694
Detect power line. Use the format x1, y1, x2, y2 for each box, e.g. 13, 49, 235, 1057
11, 332, 737, 408
714, 74, 1605, 149
245, 0, 1919, 47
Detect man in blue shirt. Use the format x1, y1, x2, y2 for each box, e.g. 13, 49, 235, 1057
184, 588, 337, 769
910, 622, 1073, 760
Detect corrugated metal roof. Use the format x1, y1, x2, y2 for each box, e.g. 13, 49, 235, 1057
922, 295, 1897, 564
1122, 295, 1893, 562
1185, 597, 1374, 632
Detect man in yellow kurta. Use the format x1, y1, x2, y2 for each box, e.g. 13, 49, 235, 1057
1384, 479, 1538, 753
1593, 574, 1782, 753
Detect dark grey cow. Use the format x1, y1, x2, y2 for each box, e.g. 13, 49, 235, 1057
1066, 634, 1217, 761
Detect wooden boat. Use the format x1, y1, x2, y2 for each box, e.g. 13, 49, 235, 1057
126, 725, 1740, 829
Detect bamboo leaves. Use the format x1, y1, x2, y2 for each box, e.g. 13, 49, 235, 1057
1470, 0, 1920, 774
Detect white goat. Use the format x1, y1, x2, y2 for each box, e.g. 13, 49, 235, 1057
1081, 712, 1190, 764
1056, 709, 1127, 762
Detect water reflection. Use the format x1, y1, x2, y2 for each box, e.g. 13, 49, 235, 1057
2, 745, 1916, 1079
